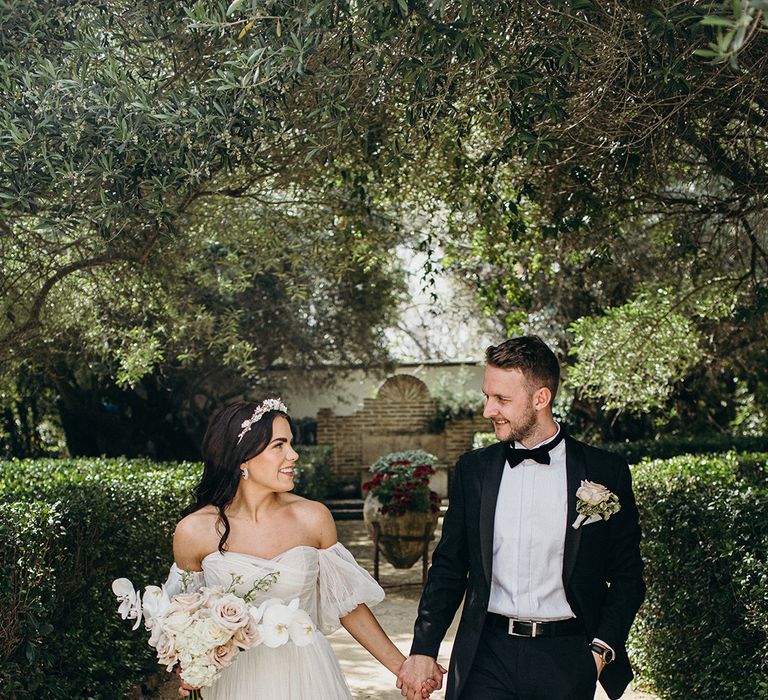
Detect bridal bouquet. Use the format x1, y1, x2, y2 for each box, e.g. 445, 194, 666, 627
112, 569, 316, 697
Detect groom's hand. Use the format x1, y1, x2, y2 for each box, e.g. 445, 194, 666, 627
396, 654, 446, 699
591, 650, 605, 678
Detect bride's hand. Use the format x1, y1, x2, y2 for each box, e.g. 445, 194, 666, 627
420, 663, 447, 698
176, 665, 200, 697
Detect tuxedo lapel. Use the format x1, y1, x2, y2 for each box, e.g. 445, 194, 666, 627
479, 442, 507, 587
563, 436, 586, 587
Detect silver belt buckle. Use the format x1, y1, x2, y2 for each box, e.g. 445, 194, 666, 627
508, 619, 538, 637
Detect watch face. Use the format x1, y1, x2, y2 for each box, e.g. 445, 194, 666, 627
604, 648, 615, 663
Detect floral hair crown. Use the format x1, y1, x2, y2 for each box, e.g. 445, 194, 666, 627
236, 398, 288, 445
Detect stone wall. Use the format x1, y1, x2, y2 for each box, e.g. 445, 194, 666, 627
317, 374, 490, 493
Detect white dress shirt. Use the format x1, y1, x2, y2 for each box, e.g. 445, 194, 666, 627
488, 425, 575, 621
487, 425, 616, 656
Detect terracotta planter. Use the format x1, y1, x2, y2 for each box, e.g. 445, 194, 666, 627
363, 494, 439, 569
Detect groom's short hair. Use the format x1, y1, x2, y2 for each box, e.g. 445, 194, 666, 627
485, 335, 560, 400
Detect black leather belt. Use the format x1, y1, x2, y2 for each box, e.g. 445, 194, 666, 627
486, 613, 584, 638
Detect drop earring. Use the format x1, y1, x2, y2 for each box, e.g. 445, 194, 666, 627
240, 466, 249, 480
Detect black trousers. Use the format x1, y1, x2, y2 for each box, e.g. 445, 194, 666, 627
460, 618, 599, 700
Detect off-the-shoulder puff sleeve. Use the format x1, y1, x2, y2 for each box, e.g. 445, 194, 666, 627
317, 542, 385, 635
163, 563, 206, 598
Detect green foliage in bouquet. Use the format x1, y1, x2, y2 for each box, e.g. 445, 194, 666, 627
630, 451, 768, 698
362, 450, 440, 517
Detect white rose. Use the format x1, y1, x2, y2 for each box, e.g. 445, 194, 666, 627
143, 586, 172, 623
162, 606, 194, 635
211, 593, 250, 631
576, 480, 611, 505
197, 616, 232, 648
155, 632, 178, 671
172, 591, 202, 614
200, 586, 225, 606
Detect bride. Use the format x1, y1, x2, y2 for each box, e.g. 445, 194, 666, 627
170, 399, 442, 699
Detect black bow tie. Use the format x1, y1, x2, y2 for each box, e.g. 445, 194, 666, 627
506, 430, 565, 468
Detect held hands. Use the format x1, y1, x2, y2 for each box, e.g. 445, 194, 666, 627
396, 654, 447, 699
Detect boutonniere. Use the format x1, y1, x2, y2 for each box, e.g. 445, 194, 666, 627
572, 480, 621, 529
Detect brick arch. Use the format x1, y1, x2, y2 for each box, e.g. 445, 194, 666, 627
376, 374, 431, 403
317, 373, 492, 494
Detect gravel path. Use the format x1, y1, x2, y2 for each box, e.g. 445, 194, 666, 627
144, 519, 657, 700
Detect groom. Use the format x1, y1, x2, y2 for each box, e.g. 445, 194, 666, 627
397, 336, 645, 700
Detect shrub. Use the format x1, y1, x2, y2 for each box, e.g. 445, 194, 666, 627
630, 451, 768, 698
0, 458, 201, 699
0, 501, 60, 695
601, 434, 768, 464
293, 445, 331, 501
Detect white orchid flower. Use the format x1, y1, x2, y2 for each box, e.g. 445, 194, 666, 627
259, 599, 299, 648
142, 585, 171, 623
111, 578, 142, 630
288, 608, 316, 647
248, 604, 265, 624
250, 597, 284, 623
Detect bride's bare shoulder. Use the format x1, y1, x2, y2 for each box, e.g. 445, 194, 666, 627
283, 493, 329, 516
174, 506, 219, 549
283, 495, 336, 547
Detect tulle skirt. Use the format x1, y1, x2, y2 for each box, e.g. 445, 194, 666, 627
201, 633, 352, 700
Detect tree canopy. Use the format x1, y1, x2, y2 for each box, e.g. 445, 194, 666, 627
1, 0, 766, 453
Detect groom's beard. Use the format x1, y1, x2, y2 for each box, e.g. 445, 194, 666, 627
496, 405, 538, 445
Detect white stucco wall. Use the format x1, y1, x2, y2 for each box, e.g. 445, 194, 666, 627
269, 362, 486, 419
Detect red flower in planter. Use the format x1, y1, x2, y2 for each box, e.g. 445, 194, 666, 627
363, 450, 441, 516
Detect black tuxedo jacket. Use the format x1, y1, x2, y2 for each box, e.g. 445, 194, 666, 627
410, 436, 645, 700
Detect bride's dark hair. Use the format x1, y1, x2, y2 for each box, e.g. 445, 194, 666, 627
186, 399, 293, 553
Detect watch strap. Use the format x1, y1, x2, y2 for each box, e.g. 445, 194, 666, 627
589, 642, 615, 664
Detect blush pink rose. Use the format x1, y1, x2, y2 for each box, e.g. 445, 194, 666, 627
173, 592, 202, 614
211, 593, 250, 631
209, 639, 239, 670
232, 617, 262, 650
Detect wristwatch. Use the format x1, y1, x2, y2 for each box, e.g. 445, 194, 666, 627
589, 643, 615, 664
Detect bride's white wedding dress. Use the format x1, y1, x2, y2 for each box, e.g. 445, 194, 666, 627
164, 543, 385, 699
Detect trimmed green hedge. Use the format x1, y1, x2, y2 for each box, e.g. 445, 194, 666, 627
630, 451, 768, 698
0, 458, 200, 698
293, 445, 331, 501
0, 500, 60, 694
602, 434, 768, 464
